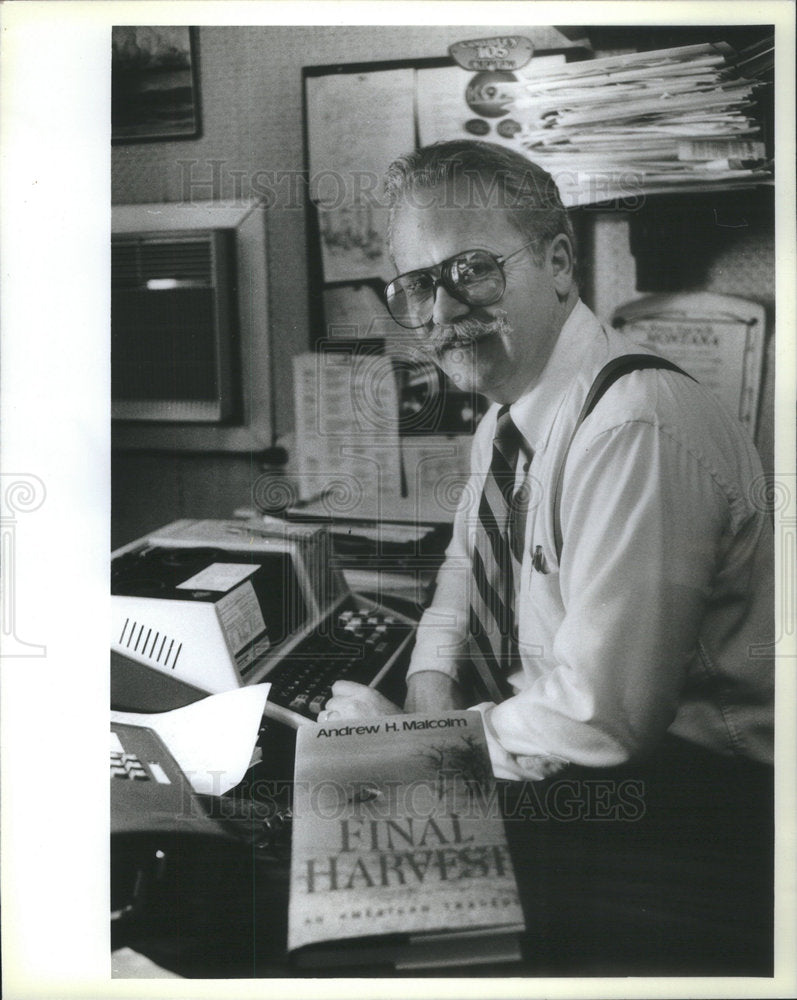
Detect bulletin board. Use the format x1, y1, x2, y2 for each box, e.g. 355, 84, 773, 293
298, 48, 586, 519
302, 49, 586, 343
301, 48, 585, 421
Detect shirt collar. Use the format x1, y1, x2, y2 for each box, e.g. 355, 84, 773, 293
508, 299, 605, 454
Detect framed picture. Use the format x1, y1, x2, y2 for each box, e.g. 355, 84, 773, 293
112, 26, 201, 143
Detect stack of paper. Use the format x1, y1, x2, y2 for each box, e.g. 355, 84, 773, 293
494, 42, 772, 206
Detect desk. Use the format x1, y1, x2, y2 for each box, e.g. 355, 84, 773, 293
112, 735, 773, 978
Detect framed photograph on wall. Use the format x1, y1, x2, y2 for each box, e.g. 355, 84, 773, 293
112, 26, 201, 143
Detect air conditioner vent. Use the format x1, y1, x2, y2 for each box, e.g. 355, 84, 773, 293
112, 238, 214, 288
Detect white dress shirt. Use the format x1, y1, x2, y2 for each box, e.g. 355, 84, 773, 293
406, 301, 774, 780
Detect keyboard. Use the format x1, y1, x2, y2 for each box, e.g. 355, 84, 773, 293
262, 603, 413, 720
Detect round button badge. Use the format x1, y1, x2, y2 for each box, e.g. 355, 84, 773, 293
465, 118, 491, 136
465, 70, 516, 118
497, 118, 522, 139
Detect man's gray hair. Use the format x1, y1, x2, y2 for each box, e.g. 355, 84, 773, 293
384, 139, 576, 269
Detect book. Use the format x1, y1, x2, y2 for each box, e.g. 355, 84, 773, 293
287, 710, 526, 970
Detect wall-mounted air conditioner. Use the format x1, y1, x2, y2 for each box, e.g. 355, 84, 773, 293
111, 200, 272, 452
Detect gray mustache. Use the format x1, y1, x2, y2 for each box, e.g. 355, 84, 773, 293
433, 315, 512, 351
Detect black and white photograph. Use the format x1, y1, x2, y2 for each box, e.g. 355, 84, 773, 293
1, 3, 795, 998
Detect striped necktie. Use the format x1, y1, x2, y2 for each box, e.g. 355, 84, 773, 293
467, 406, 528, 703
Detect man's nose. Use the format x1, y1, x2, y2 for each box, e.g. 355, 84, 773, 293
431, 283, 470, 326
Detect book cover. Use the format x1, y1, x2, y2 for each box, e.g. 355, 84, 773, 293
288, 711, 525, 967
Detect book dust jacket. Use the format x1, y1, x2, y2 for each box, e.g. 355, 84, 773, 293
288, 711, 525, 956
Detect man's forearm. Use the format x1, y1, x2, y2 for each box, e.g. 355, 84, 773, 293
404, 670, 469, 714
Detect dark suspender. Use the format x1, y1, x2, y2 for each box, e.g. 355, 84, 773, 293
552, 354, 696, 562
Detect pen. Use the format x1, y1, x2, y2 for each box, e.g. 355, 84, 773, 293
224, 523, 283, 539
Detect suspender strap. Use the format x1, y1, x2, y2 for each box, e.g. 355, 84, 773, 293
552, 354, 695, 562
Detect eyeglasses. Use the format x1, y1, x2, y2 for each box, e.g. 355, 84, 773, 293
384, 240, 536, 330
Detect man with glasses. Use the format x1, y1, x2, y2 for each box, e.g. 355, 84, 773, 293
323, 139, 773, 789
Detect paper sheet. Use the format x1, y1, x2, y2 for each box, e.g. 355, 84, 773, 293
110, 684, 271, 796
317, 202, 394, 283
175, 562, 258, 592
306, 69, 414, 189
306, 69, 414, 283
400, 437, 474, 523
416, 65, 476, 147
614, 293, 766, 433
623, 317, 759, 427
293, 351, 402, 505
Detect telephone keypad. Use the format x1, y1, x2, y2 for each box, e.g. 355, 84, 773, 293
111, 744, 151, 781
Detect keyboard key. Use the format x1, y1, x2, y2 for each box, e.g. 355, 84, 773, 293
309, 694, 327, 716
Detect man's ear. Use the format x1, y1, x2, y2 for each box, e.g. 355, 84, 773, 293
548, 234, 575, 297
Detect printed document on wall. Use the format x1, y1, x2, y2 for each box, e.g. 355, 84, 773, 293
306, 69, 415, 283
613, 292, 766, 434
293, 351, 402, 509
306, 69, 414, 186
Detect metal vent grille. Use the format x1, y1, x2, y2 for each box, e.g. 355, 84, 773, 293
112, 237, 214, 288
118, 618, 183, 670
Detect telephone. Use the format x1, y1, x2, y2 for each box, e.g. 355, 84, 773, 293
111, 714, 294, 966
111, 718, 224, 937
110, 721, 226, 839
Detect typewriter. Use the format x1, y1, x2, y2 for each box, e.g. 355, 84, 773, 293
111, 519, 417, 726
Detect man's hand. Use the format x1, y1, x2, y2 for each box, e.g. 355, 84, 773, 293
320, 680, 402, 722
404, 671, 469, 713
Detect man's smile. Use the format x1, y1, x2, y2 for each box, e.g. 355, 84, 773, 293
432, 314, 513, 359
